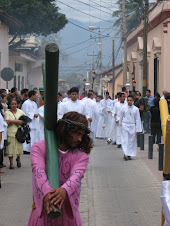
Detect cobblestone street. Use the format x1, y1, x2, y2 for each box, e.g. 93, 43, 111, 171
0, 135, 162, 226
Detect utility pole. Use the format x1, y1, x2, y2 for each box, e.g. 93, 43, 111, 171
122, 0, 127, 86
112, 40, 115, 99
143, 0, 149, 96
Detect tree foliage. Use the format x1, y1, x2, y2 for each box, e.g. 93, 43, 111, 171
0, 0, 68, 36
112, 0, 154, 35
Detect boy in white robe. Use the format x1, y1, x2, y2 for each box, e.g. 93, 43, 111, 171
114, 92, 126, 148
21, 90, 39, 154
119, 95, 142, 161
60, 87, 89, 119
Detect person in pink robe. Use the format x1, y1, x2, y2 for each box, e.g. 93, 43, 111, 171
28, 111, 93, 226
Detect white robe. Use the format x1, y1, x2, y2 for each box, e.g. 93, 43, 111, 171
161, 180, 170, 226
94, 102, 101, 137
57, 101, 64, 120
119, 105, 142, 157
60, 99, 89, 119
0, 114, 6, 149
37, 106, 44, 141
62, 97, 70, 103
21, 99, 39, 152
114, 102, 127, 145
82, 98, 96, 141
96, 98, 114, 139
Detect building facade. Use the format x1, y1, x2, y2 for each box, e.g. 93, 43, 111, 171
126, 1, 170, 96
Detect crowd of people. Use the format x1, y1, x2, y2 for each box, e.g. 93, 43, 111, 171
0, 85, 169, 170
0, 85, 170, 225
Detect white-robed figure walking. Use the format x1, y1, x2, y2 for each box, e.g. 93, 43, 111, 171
82, 92, 96, 142
161, 180, 170, 226
37, 105, 44, 141
96, 92, 113, 139
114, 93, 126, 148
119, 95, 142, 160
21, 90, 39, 153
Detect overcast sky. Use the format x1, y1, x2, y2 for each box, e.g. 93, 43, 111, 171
56, 0, 157, 23
56, 0, 118, 23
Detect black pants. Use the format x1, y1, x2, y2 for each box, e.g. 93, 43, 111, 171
151, 128, 161, 144
0, 149, 3, 165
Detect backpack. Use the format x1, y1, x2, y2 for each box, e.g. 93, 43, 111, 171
139, 97, 150, 111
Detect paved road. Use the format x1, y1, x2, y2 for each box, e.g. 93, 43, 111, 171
0, 135, 163, 226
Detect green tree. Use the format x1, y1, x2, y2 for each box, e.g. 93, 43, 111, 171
112, 0, 154, 34
65, 73, 84, 90
0, 0, 67, 37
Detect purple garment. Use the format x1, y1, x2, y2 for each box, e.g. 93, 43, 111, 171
28, 140, 89, 226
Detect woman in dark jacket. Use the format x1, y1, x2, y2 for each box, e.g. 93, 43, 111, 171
150, 97, 161, 144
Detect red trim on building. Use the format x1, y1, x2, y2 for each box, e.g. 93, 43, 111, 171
127, 10, 170, 48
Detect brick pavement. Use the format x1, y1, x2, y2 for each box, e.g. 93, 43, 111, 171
0, 134, 163, 225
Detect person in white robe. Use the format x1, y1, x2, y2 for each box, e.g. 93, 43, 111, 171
106, 92, 122, 145
119, 95, 142, 160
161, 180, 170, 226
82, 92, 96, 142
96, 92, 113, 139
37, 105, 44, 141
114, 92, 126, 148
94, 95, 102, 137
60, 87, 89, 119
21, 91, 39, 153
62, 90, 71, 103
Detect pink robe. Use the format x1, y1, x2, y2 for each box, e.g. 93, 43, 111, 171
28, 140, 89, 226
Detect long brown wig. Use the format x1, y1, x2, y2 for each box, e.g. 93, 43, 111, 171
56, 111, 93, 154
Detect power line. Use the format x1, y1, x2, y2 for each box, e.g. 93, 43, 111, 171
73, 0, 113, 15
57, 0, 114, 23
89, 0, 115, 12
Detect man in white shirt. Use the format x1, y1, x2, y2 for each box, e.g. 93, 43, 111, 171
22, 90, 39, 154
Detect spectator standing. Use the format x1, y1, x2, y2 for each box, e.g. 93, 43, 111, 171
150, 98, 161, 144
36, 86, 44, 108
21, 88, 29, 104
144, 89, 154, 133
22, 91, 39, 154
4, 98, 26, 169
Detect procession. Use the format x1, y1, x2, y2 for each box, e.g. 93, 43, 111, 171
1, 0, 170, 226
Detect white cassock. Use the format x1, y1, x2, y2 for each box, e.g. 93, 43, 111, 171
94, 102, 101, 137
119, 105, 142, 157
114, 102, 127, 145
21, 99, 39, 152
37, 106, 44, 141
82, 98, 96, 141
60, 99, 88, 119
62, 97, 70, 103
81, 97, 88, 103
96, 98, 113, 139
161, 180, 170, 226
0, 113, 6, 149
58, 101, 64, 120
112, 98, 118, 109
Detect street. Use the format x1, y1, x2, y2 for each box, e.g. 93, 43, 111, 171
0, 135, 162, 226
